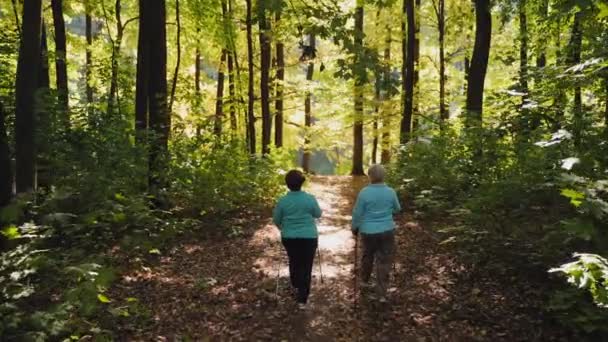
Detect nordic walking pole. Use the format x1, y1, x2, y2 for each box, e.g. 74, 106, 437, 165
353, 233, 359, 312
275, 242, 281, 304
317, 248, 324, 284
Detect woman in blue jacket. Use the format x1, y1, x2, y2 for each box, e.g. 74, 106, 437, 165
352, 164, 401, 301
273, 170, 322, 308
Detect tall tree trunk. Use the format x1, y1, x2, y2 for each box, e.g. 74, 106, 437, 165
215, 50, 227, 137
568, 11, 582, 144
15, 0, 42, 193
37, 22, 50, 189
274, 9, 284, 148
400, 0, 415, 143
51, 0, 69, 119
372, 77, 379, 164
436, 0, 447, 123
352, 0, 365, 176
146, 0, 168, 191
169, 0, 181, 117
258, 0, 272, 155
519, 0, 528, 96
11, 0, 21, 38
303, 35, 315, 173
246, 0, 256, 154
85, 5, 94, 115
135, 0, 150, 143
381, 25, 392, 164
536, 0, 548, 68
0, 100, 12, 207
465, 0, 492, 128
108, 0, 122, 115
228, 54, 237, 133
195, 30, 202, 137
413, 0, 420, 129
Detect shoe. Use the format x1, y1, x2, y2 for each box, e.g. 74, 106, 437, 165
298, 303, 307, 310
378, 296, 387, 303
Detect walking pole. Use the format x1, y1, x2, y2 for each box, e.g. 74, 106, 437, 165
275, 243, 281, 304
317, 248, 324, 284
353, 233, 359, 312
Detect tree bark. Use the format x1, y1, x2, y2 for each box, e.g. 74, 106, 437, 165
0, 100, 12, 207
246, 0, 256, 154
303, 35, 315, 173
195, 29, 202, 137
436, 0, 447, 123
465, 0, 491, 127
108, 0, 122, 115
51, 0, 69, 119
11, 0, 21, 38
259, 0, 272, 155
568, 11, 582, 144
169, 0, 181, 117
274, 9, 285, 148
413, 0, 420, 129
536, 0, 548, 68
15, 0, 42, 193
352, 1, 365, 176
227, 0, 237, 134
381, 25, 392, 164
86, 5, 94, 114
519, 0, 528, 96
135, 0, 150, 143
215, 50, 227, 137
400, 0, 415, 143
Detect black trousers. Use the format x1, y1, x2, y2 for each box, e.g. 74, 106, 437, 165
281, 238, 318, 304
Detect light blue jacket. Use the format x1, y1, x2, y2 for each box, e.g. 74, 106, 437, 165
352, 183, 401, 235
273, 191, 322, 239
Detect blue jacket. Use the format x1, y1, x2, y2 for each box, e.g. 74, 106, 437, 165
352, 183, 401, 234
273, 191, 322, 239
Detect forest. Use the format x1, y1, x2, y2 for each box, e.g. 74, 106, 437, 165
1, 0, 608, 340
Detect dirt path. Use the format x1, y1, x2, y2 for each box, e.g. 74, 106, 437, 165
110, 176, 569, 341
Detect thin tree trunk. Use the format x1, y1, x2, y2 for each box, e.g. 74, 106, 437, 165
372, 77, 379, 164
536, 0, 548, 68
568, 11, 582, 144
519, 0, 528, 96
274, 9, 284, 148
228, 54, 237, 133
51, 0, 69, 119
215, 50, 227, 137
381, 25, 392, 164
135, 0, 150, 144
401, 0, 415, 143
195, 30, 202, 137
169, 0, 181, 116
37, 22, 50, 189
85, 5, 94, 115
303, 35, 315, 173
246, 0, 256, 154
11, 0, 21, 38
15, 0, 42, 193
437, 0, 447, 123
259, 0, 272, 155
413, 0, 420, 129
108, 0, 122, 115
352, 0, 365, 176
0, 100, 12, 207
465, 0, 492, 127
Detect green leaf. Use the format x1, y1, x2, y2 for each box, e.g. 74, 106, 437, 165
561, 188, 585, 207
1, 225, 20, 239
148, 248, 161, 255
97, 293, 111, 303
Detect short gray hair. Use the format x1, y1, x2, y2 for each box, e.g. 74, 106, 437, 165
368, 164, 386, 183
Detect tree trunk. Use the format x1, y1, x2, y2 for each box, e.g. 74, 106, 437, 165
146, 0, 168, 191
352, 0, 365, 176
465, 0, 491, 127
536, 0, 548, 68
37, 22, 51, 189
437, 0, 447, 123
303, 35, 315, 173
51, 0, 69, 118
400, 0, 415, 143
246, 0, 256, 154
15, 0, 42, 193
108, 0, 123, 115
259, 0, 272, 155
568, 11, 582, 144
413, 0, 420, 129
372, 76, 379, 164
519, 0, 528, 96
169, 0, 181, 117
135, 0, 150, 143
215, 50, 227, 137
195, 29, 202, 137
86, 6, 94, 115
0, 100, 12, 207
381, 25, 392, 164
227, 0, 237, 134
274, 9, 284, 148
11, 0, 21, 38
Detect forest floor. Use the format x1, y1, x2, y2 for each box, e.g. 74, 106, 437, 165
108, 176, 572, 341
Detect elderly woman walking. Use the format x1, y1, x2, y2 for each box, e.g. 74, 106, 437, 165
352, 164, 401, 301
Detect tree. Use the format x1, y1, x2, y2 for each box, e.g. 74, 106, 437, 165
0, 100, 11, 207
465, 0, 491, 127
303, 34, 315, 173
352, 0, 365, 176
246, 0, 256, 154
432, 0, 447, 123
51, 0, 69, 118
135, 0, 169, 190
169, 0, 181, 116
274, 7, 284, 148
258, 0, 272, 155
400, 0, 415, 143
86, 2, 94, 114
380, 24, 392, 164
15, 0, 42, 193
215, 50, 227, 136
519, 0, 528, 99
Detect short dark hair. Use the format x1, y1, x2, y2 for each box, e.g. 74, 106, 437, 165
285, 170, 305, 191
